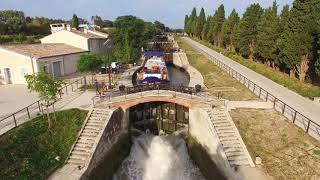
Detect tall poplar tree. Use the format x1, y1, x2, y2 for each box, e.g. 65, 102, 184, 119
256, 1, 280, 68
212, 5, 225, 47
184, 15, 189, 34
188, 8, 197, 37
196, 8, 206, 39
234, 3, 263, 58
221, 9, 239, 50
277, 0, 314, 81
202, 16, 211, 41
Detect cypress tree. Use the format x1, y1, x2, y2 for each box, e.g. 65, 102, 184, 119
256, 1, 280, 68
212, 5, 225, 47
277, 0, 314, 81
184, 15, 189, 34
235, 3, 263, 58
188, 8, 197, 37
202, 16, 211, 41
221, 9, 239, 50
71, 14, 79, 29
196, 8, 206, 39
207, 15, 216, 44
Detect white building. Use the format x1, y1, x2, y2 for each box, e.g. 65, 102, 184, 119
0, 43, 88, 85
40, 29, 111, 55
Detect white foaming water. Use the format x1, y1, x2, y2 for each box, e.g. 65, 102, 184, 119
112, 134, 205, 180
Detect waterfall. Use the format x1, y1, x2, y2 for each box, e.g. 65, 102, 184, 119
112, 134, 204, 180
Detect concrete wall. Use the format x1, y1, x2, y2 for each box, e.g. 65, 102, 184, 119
188, 107, 235, 179
38, 53, 83, 77
41, 30, 88, 50
81, 108, 131, 180
172, 52, 205, 88
0, 49, 33, 84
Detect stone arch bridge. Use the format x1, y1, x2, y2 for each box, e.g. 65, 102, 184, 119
50, 88, 254, 180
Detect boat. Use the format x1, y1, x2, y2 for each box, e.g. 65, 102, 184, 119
136, 52, 169, 84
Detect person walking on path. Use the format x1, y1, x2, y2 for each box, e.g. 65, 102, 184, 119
94, 79, 100, 95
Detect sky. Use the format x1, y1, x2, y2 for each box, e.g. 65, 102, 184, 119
0, 0, 293, 28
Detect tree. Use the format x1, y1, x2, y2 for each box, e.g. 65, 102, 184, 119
0, 10, 26, 34
277, 0, 317, 81
188, 8, 197, 36
91, 15, 103, 27
221, 9, 239, 50
25, 72, 63, 128
184, 15, 189, 34
196, 8, 206, 39
100, 53, 115, 88
234, 3, 263, 58
77, 54, 102, 74
71, 14, 79, 29
212, 5, 225, 47
202, 16, 211, 41
113, 16, 146, 63
256, 1, 280, 68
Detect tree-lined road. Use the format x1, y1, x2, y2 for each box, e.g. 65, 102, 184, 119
183, 37, 320, 136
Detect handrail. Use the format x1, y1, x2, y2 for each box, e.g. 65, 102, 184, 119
0, 76, 86, 134
195, 45, 320, 137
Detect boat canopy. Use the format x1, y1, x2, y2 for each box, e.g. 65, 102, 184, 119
144, 51, 164, 57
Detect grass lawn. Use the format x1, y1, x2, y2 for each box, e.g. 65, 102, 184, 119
176, 37, 259, 101
0, 108, 88, 180
230, 109, 320, 180
191, 37, 320, 99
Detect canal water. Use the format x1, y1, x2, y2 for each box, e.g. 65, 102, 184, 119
167, 64, 190, 86
112, 133, 205, 180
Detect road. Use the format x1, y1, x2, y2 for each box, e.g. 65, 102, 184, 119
183, 37, 320, 136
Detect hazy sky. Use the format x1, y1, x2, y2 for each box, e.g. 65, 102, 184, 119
0, 0, 293, 28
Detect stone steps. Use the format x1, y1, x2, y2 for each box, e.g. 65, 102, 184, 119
207, 109, 251, 167
68, 108, 110, 166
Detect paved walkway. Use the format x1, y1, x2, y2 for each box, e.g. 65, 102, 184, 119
183, 37, 320, 130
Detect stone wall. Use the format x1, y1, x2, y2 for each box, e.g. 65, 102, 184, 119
172, 52, 205, 88
81, 108, 131, 180
188, 107, 236, 179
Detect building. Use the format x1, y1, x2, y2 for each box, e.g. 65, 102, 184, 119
40, 29, 111, 55
0, 43, 88, 85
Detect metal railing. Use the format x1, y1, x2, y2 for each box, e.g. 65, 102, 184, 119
92, 83, 223, 106
195, 45, 320, 138
0, 77, 86, 135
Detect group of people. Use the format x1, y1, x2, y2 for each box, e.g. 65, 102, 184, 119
94, 79, 109, 96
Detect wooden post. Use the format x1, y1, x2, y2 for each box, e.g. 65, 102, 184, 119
273, 97, 277, 108
27, 107, 30, 119
306, 120, 311, 133
13, 114, 17, 127
282, 104, 286, 115
293, 111, 297, 123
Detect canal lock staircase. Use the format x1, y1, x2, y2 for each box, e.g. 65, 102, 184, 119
67, 108, 110, 167
207, 108, 254, 168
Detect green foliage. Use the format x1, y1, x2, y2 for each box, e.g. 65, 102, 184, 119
188, 8, 197, 36
256, 1, 280, 64
211, 5, 225, 46
220, 9, 239, 49
201, 16, 211, 41
112, 16, 163, 63
0, 10, 26, 34
0, 109, 87, 179
184, 15, 189, 34
235, 3, 263, 58
77, 53, 102, 73
196, 8, 206, 38
25, 72, 63, 103
71, 14, 79, 29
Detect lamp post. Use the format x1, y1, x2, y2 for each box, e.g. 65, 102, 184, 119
104, 38, 113, 88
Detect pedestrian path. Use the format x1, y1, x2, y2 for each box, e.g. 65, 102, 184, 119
183, 37, 320, 139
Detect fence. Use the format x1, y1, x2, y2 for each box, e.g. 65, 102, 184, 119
91, 83, 223, 106
0, 77, 86, 135
195, 46, 320, 139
